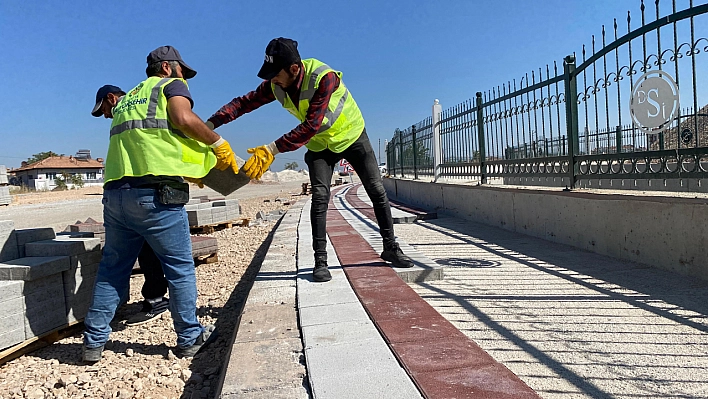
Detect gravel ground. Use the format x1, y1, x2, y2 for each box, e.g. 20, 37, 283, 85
0, 193, 303, 399
0, 181, 308, 232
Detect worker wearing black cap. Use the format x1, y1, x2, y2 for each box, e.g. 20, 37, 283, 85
82, 46, 230, 363
206, 38, 414, 283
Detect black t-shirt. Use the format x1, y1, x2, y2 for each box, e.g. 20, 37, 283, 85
105, 80, 194, 190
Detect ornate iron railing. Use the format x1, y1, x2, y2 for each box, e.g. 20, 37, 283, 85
387, 0, 708, 188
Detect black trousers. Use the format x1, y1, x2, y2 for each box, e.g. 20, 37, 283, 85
304, 129, 395, 260
137, 242, 168, 300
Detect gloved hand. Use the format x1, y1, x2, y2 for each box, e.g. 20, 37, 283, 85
211, 137, 239, 174
244, 142, 278, 180
184, 177, 204, 188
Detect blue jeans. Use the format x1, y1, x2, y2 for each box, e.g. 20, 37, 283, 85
83, 188, 203, 349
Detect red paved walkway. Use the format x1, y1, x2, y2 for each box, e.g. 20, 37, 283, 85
327, 186, 540, 398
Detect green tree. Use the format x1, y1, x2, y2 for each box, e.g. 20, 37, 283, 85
27, 151, 63, 164
284, 162, 299, 170
70, 174, 84, 189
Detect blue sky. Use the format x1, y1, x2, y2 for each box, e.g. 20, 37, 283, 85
0, 0, 691, 170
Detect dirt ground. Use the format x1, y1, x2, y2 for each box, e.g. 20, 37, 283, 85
7, 186, 105, 206
0, 190, 305, 399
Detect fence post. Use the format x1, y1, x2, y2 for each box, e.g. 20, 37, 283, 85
615, 125, 622, 154
411, 125, 418, 180
398, 129, 405, 178
563, 55, 579, 189
432, 99, 442, 182
385, 143, 396, 176
475, 92, 487, 184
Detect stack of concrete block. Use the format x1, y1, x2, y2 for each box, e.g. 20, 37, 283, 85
0, 220, 106, 351
191, 236, 219, 258
68, 218, 105, 245
0, 165, 9, 206
0, 220, 19, 262
26, 237, 102, 324
0, 281, 24, 350
186, 198, 240, 227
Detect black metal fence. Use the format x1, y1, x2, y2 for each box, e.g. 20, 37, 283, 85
387, 0, 708, 188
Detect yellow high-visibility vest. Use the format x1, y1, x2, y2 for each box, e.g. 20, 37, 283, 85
271, 58, 365, 153
105, 77, 217, 184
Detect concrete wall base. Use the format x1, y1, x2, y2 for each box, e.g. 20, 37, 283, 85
383, 178, 708, 281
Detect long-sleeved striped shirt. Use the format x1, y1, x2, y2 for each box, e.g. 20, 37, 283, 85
207, 68, 339, 153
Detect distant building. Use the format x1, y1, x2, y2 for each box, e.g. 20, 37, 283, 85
10, 150, 104, 190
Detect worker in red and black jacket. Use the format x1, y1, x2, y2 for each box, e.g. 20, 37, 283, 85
206, 37, 414, 282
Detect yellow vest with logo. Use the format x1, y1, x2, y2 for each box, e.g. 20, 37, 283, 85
105, 77, 217, 184
271, 58, 365, 153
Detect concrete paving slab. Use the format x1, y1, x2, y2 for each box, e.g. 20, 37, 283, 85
245, 285, 296, 307
301, 320, 381, 348
219, 338, 307, 396
0, 256, 70, 281
296, 271, 360, 308
298, 301, 370, 327
221, 388, 309, 399
25, 237, 101, 257
0, 296, 23, 320
0, 325, 25, 350
353, 184, 417, 223
0, 220, 19, 262
235, 303, 300, 343
413, 365, 542, 399
376, 316, 468, 344
251, 272, 297, 289
14, 228, 56, 246
392, 337, 498, 373
305, 340, 421, 399
0, 280, 23, 302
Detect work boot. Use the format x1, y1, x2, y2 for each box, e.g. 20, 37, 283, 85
125, 297, 169, 326
381, 242, 414, 268
177, 325, 218, 358
313, 258, 331, 282
82, 345, 104, 364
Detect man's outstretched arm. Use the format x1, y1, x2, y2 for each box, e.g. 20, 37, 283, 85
207, 81, 276, 129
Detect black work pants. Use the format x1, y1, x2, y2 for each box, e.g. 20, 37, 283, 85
304, 129, 395, 260
137, 242, 168, 300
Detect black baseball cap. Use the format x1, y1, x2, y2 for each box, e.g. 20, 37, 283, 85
257, 37, 300, 80
91, 85, 124, 117
146, 45, 197, 79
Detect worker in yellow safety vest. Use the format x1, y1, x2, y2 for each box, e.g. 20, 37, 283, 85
206, 38, 414, 283
82, 46, 237, 363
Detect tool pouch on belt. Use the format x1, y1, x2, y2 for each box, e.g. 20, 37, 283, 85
158, 181, 190, 205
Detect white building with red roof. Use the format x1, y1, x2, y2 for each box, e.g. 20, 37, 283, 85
10, 150, 104, 190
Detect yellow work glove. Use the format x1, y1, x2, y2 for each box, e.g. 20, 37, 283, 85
210, 137, 239, 174
184, 177, 204, 188
244, 142, 278, 180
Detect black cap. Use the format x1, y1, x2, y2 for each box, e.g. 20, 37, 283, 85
146, 45, 197, 79
257, 37, 300, 80
91, 85, 124, 117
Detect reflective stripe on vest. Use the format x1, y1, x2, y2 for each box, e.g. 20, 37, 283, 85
271, 58, 365, 153
110, 78, 187, 139
104, 77, 216, 183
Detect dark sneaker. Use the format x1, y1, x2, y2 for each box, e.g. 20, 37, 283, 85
125, 298, 169, 326
381, 243, 414, 268
82, 345, 104, 364
313, 259, 331, 282
177, 324, 218, 358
